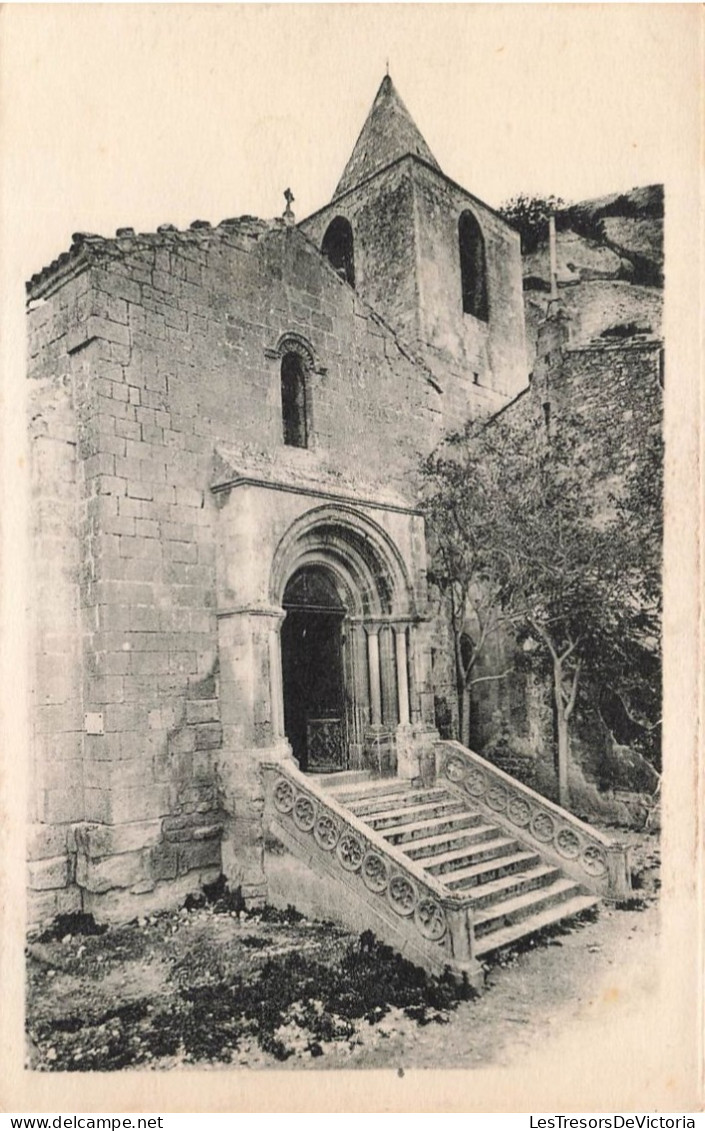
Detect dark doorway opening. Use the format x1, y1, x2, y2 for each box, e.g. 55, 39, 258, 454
281, 566, 348, 772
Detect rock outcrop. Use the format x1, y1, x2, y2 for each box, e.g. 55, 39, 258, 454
516, 185, 663, 368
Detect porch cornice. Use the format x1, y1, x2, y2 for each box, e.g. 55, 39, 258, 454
210, 471, 422, 518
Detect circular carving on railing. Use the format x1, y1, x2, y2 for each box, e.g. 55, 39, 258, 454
292, 794, 316, 832
581, 844, 608, 877
507, 796, 532, 827
388, 874, 417, 917
463, 767, 487, 797
444, 756, 467, 783
362, 852, 388, 894
414, 898, 447, 941
486, 784, 508, 812
555, 827, 581, 860
336, 833, 365, 872
273, 778, 296, 814
531, 810, 556, 843
313, 812, 340, 851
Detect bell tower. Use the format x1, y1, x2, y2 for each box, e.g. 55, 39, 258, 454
300, 75, 528, 423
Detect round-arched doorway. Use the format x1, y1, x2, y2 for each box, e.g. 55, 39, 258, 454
281, 564, 348, 772
270, 505, 420, 775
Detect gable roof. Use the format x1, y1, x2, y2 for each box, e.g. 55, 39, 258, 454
333, 75, 441, 200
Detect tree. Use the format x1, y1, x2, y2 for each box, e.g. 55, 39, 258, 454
420, 422, 517, 746
497, 194, 566, 254
594, 424, 663, 769
422, 413, 656, 808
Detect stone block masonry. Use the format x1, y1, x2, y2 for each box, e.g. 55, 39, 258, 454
300, 156, 528, 428
26, 217, 445, 922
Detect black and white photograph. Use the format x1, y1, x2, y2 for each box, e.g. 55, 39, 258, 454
1, 2, 701, 1114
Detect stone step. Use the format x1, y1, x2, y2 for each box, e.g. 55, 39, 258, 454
444, 849, 542, 891
365, 798, 468, 831
310, 770, 374, 792
383, 811, 487, 845
347, 787, 453, 818
468, 864, 563, 910
473, 877, 583, 938
326, 778, 412, 803
402, 823, 503, 860
473, 893, 600, 957
424, 836, 522, 876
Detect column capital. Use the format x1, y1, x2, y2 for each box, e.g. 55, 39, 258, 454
354, 615, 419, 630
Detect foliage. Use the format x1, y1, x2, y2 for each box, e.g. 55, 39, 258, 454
596, 424, 662, 765
420, 420, 520, 743
421, 410, 661, 803
497, 194, 566, 253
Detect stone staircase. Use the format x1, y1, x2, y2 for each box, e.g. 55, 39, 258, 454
316, 772, 599, 957
263, 740, 630, 985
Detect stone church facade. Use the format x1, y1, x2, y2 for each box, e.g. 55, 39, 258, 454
26, 78, 642, 965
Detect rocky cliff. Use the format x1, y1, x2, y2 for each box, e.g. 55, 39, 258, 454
508, 185, 664, 369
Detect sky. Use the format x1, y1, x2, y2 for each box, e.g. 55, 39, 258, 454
0, 5, 699, 281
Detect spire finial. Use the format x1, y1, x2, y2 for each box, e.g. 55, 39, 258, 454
385, 58, 390, 77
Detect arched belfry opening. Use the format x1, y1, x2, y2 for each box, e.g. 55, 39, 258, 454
321, 216, 355, 288
459, 210, 489, 321
271, 507, 418, 774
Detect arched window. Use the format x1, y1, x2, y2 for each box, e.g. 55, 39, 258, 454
281, 351, 308, 448
458, 210, 489, 321
321, 216, 355, 288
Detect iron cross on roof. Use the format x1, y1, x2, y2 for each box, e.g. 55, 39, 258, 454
283, 187, 295, 226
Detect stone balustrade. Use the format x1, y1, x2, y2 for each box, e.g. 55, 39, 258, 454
435, 741, 631, 899
261, 760, 482, 984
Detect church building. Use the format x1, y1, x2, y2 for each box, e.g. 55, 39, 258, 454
26, 77, 634, 980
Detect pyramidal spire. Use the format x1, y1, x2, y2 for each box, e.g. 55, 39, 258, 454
333, 75, 441, 200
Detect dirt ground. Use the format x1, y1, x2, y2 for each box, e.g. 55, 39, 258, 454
25, 827, 659, 1073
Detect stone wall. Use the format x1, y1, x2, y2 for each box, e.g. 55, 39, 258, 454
524, 280, 663, 373
301, 157, 528, 430
412, 164, 527, 409
302, 163, 423, 352
505, 318, 663, 502
26, 219, 444, 921
27, 275, 88, 923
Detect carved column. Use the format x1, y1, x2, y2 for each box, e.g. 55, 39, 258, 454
366, 627, 382, 726
379, 625, 398, 725
347, 621, 369, 769
395, 624, 410, 726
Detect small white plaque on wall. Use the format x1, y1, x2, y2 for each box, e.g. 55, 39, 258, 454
84, 712, 104, 736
